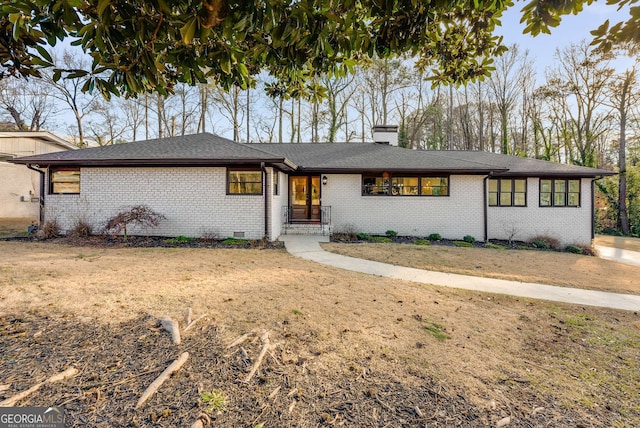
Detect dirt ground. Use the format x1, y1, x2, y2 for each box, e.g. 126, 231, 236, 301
0, 217, 36, 238
1, 239, 639, 427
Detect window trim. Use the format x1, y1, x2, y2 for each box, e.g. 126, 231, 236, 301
362, 173, 449, 197
227, 167, 263, 195
49, 167, 80, 194
539, 178, 581, 208
488, 178, 527, 207
272, 170, 279, 196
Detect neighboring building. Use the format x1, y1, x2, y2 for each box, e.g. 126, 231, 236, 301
1, 132, 75, 219
9, 132, 615, 246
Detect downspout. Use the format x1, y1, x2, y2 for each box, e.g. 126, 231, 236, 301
483, 173, 492, 242
26, 164, 45, 226
261, 162, 269, 241
591, 177, 601, 240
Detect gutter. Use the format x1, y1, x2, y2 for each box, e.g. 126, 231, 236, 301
26, 164, 45, 226
261, 162, 269, 241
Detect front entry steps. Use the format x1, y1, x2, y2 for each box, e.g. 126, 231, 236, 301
282, 223, 331, 236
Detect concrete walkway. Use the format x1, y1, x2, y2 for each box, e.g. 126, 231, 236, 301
281, 235, 640, 312
594, 245, 640, 268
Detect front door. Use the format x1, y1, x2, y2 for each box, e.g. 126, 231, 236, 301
290, 175, 321, 222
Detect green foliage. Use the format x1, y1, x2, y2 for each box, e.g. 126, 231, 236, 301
530, 235, 560, 250
532, 240, 549, 249
291, 309, 304, 316
414, 239, 431, 246
356, 232, 370, 241
5, 0, 622, 97
385, 230, 398, 238
463, 235, 476, 243
222, 238, 249, 245
565, 245, 583, 254
424, 321, 449, 341
484, 243, 506, 250
428, 233, 442, 241
200, 389, 227, 414
165, 235, 195, 243
596, 167, 640, 237
454, 241, 473, 247
371, 236, 392, 243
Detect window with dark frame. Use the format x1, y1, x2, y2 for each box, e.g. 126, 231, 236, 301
228, 168, 263, 195
539, 179, 580, 207
362, 174, 449, 196
272, 171, 279, 196
488, 178, 526, 207
50, 168, 80, 194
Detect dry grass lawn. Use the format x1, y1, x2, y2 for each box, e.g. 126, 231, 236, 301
0, 239, 639, 426
322, 242, 640, 295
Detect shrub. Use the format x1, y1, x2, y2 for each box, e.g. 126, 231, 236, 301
414, 239, 430, 246
484, 243, 506, 250
41, 219, 60, 239
356, 232, 370, 241
565, 245, 583, 254
165, 235, 195, 244
370, 236, 392, 243
385, 230, 398, 238
530, 235, 560, 250
428, 233, 442, 241
199, 229, 221, 242
531, 240, 549, 249
222, 237, 249, 245
104, 205, 166, 240
454, 241, 473, 247
332, 223, 358, 241
463, 235, 476, 244
70, 219, 92, 238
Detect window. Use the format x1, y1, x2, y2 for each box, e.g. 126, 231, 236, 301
488, 178, 526, 207
362, 174, 448, 196
540, 179, 580, 207
228, 169, 263, 195
272, 171, 279, 196
50, 168, 80, 194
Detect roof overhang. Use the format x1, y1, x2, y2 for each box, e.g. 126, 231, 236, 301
0, 131, 75, 150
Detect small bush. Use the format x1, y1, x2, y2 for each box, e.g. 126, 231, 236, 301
428, 233, 442, 241
414, 239, 430, 246
385, 230, 398, 238
565, 245, 583, 254
463, 235, 476, 244
370, 236, 392, 243
104, 205, 166, 240
332, 223, 358, 241
41, 219, 60, 239
531, 240, 549, 249
70, 219, 92, 238
356, 232, 370, 241
165, 235, 195, 244
530, 235, 560, 250
454, 241, 473, 247
484, 243, 506, 250
200, 229, 221, 242
222, 237, 249, 245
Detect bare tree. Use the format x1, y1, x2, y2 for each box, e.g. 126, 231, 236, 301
0, 77, 55, 131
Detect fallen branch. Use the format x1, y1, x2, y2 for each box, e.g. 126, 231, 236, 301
185, 308, 193, 327
244, 331, 279, 383
135, 352, 189, 409
0, 367, 78, 407
226, 330, 256, 349
159, 316, 181, 345
183, 314, 207, 333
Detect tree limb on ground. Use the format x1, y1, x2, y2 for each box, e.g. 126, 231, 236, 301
244, 331, 279, 383
136, 352, 189, 409
0, 367, 78, 407
159, 315, 181, 345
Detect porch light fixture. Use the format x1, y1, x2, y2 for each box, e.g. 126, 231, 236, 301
322, 175, 328, 185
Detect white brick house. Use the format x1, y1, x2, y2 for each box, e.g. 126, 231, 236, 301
10, 132, 614, 246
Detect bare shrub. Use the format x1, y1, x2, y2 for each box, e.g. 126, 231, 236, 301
531, 235, 560, 250
332, 223, 359, 241
70, 219, 93, 238
199, 229, 221, 243
104, 205, 166, 240
41, 219, 60, 239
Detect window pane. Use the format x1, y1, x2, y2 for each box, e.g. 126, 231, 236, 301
514, 193, 526, 206
500, 192, 512, 206
229, 169, 262, 194
363, 175, 387, 195
514, 179, 526, 192
554, 180, 566, 192
540, 180, 551, 193
488, 179, 498, 192
568, 193, 580, 206
568, 180, 580, 192
554, 192, 566, 206
50, 169, 80, 194
500, 179, 512, 192
421, 177, 448, 196
489, 193, 498, 206
392, 177, 418, 195
540, 193, 551, 206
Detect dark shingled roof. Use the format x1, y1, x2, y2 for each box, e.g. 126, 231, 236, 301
10, 133, 615, 177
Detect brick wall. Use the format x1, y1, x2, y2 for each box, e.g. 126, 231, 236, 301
322, 174, 485, 240
488, 177, 593, 246
46, 167, 266, 239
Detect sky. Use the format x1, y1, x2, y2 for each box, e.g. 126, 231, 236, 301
496, 2, 636, 80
